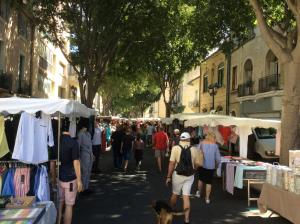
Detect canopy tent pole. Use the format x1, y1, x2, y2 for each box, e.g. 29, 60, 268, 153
57, 112, 61, 208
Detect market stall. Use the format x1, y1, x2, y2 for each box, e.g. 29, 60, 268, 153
184, 114, 281, 158
0, 97, 95, 223
257, 151, 300, 223
181, 114, 281, 206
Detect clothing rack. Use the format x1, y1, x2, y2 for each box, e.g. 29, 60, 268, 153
0, 161, 42, 168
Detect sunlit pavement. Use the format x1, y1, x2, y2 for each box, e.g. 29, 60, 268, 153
73, 148, 291, 224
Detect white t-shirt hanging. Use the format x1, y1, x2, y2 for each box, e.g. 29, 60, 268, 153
12, 112, 54, 164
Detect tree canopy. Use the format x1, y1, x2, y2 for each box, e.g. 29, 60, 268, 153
100, 72, 160, 117
31, 0, 157, 107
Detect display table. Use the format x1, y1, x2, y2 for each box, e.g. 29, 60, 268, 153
0, 201, 56, 224
221, 160, 266, 206
258, 183, 300, 224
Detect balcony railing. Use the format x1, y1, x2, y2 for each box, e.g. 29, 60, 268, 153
17, 81, 31, 96
237, 83, 254, 97
0, 72, 12, 91
259, 74, 280, 93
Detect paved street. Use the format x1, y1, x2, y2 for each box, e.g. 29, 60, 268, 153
73, 148, 291, 224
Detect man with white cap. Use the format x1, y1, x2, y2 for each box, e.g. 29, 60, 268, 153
166, 132, 203, 224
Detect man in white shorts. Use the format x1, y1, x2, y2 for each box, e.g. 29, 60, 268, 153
166, 132, 203, 224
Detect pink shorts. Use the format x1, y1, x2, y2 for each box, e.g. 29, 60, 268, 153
59, 180, 77, 205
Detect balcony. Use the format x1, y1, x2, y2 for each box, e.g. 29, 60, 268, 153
0, 72, 12, 91
259, 74, 280, 93
237, 82, 254, 97
188, 100, 199, 108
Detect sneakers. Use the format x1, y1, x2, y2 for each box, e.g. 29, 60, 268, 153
195, 190, 200, 198
205, 199, 210, 204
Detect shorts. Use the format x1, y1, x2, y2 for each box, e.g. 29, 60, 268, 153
123, 150, 131, 160
198, 167, 215, 184
135, 150, 143, 161
59, 179, 77, 205
172, 171, 194, 196
155, 149, 165, 158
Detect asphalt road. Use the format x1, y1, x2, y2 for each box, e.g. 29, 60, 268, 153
73, 147, 291, 224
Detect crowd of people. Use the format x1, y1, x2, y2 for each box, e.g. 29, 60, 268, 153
58, 118, 221, 224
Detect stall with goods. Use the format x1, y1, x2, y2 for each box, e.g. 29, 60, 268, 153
0, 97, 95, 223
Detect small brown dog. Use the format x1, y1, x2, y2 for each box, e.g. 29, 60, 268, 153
151, 200, 188, 224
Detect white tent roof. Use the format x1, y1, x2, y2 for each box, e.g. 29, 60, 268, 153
184, 114, 281, 129
0, 97, 95, 118
161, 113, 210, 125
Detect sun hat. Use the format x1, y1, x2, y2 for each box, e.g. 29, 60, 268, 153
180, 132, 191, 140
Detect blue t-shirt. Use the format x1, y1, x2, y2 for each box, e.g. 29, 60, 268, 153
199, 143, 221, 169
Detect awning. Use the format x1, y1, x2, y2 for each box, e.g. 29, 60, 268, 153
184, 114, 281, 129
0, 97, 95, 118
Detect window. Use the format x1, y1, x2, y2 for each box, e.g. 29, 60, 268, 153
58, 63, 65, 76
39, 56, 48, 71
0, 0, 10, 21
37, 71, 45, 92
217, 63, 224, 87
266, 50, 278, 75
244, 59, 253, 82
18, 55, 25, 91
18, 12, 28, 39
232, 66, 237, 90
195, 90, 199, 100
58, 86, 66, 99
0, 40, 4, 72
203, 74, 208, 92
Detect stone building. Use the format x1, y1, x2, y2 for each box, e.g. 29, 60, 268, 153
199, 50, 227, 114
0, 1, 34, 97
0, 1, 80, 100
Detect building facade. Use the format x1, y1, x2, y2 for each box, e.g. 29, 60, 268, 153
0, 1, 34, 97
0, 1, 80, 100
199, 51, 227, 115
146, 28, 283, 119
231, 27, 283, 119
181, 67, 200, 113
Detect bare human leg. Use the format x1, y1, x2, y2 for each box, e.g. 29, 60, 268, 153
64, 204, 73, 224
182, 195, 190, 223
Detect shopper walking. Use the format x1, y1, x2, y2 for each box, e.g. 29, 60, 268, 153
195, 132, 221, 204
146, 122, 155, 146
111, 125, 124, 170
92, 120, 102, 173
58, 121, 83, 224
166, 132, 203, 224
121, 128, 135, 172
133, 133, 145, 171
78, 119, 93, 195
171, 129, 181, 147
153, 126, 169, 173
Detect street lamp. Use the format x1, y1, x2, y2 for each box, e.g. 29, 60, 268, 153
208, 82, 219, 110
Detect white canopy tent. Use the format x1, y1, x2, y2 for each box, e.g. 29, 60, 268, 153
0, 97, 95, 206
184, 114, 281, 158
0, 97, 95, 117
161, 113, 208, 125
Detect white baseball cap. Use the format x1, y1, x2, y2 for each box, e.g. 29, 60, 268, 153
180, 132, 191, 140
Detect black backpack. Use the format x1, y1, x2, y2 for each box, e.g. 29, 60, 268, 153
175, 145, 194, 176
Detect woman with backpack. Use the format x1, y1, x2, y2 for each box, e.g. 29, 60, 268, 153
195, 132, 221, 204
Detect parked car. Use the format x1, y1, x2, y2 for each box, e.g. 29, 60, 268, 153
251, 127, 279, 162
